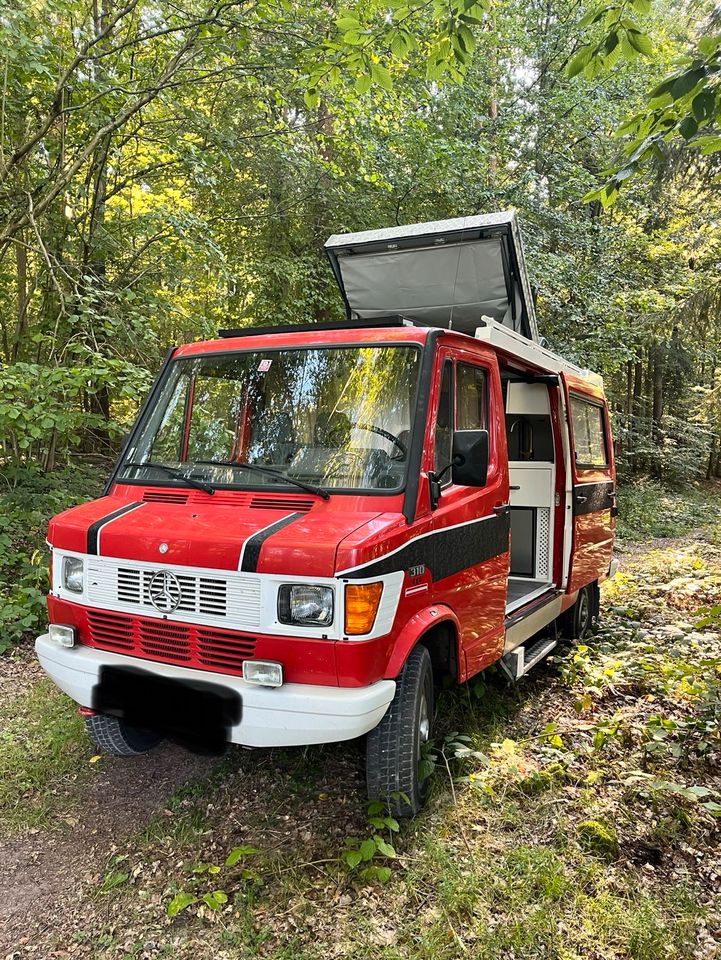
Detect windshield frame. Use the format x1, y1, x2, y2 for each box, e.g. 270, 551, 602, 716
112, 339, 426, 499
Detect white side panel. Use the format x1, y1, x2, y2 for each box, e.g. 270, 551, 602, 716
506, 381, 552, 416
476, 320, 604, 387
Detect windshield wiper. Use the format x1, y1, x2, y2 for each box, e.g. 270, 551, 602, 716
194, 460, 330, 501
121, 461, 215, 495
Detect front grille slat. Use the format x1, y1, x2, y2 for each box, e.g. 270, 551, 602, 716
114, 568, 231, 618
86, 610, 257, 675
87, 560, 261, 631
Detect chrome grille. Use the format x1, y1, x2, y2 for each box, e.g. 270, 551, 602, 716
87, 558, 261, 631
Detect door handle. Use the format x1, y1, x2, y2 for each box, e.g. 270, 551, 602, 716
509, 485, 521, 491
493, 502, 510, 515
576, 495, 587, 503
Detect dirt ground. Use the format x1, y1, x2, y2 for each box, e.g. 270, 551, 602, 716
1, 529, 720, 960
1, 727, 217, 955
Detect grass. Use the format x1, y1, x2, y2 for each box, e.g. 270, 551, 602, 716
616, 477, 721, 540
0, 677, 90, 830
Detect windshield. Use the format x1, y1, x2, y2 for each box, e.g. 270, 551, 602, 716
120, 344, 421, 493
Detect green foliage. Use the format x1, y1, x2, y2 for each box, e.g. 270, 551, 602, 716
616, 480, 721, 540
572, 3, 721, 203
342, 798, 400, 884
0, 359, 151, 468
0, 465, 102, 648
166, 844, 261, 918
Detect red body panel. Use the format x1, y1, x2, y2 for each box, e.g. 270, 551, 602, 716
425, 339, 509, 679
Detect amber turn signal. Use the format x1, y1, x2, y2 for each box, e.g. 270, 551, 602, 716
344, 582, 384, 636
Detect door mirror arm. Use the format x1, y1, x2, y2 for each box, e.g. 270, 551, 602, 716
428, 461, 457, 509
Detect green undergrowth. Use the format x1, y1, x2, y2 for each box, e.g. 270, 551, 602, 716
0, 463, 103, 650
616, 477, 721, 541
70, 528, 721, 960
0, 678, 90, 831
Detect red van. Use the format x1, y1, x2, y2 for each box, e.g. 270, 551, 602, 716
36, 213, 617, 814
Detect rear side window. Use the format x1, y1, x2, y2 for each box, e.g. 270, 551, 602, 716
570, 396, 607, 468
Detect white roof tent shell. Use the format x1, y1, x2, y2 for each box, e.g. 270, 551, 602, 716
324, 211, 539, 342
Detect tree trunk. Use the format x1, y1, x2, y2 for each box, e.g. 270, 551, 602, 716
707, 435, 717, 481
12, 234, 29, 360
651, 344, 664, 446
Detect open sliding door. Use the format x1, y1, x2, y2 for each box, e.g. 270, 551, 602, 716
559, 373, 616, 595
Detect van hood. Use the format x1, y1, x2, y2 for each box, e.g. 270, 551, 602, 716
48, 493, 385, 578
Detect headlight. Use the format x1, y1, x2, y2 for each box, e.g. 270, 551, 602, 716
278, 584, 334, 627
62, 557, 84, 593
49, 624, 76, 648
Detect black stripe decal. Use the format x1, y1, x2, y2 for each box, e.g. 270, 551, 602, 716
573, 481, 614, 516
342, 512, 510, 582
240, 513, 303, 573
87, 502, 143, 555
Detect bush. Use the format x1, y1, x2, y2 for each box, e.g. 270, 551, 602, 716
0, 465, 102, 650
616, 479, 721, 540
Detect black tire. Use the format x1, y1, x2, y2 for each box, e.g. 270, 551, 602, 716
559, 582, 598, 640
366, 645, 434, 818
85, 713, 163, 757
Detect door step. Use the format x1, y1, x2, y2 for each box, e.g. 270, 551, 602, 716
500, 635, 558, 681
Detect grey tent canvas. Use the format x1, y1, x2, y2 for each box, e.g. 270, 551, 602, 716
325, 211, 538, 342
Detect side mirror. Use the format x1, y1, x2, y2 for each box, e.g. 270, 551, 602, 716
451, 430, 489, 487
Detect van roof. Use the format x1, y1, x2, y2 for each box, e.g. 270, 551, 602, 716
177, 319, 604, 396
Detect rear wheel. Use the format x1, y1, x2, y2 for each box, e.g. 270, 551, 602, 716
366, 645, 434, 817
85, 713, 163, 757
559, 582, 598, 640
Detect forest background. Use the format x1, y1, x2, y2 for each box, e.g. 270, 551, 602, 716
0, 0, 719, 645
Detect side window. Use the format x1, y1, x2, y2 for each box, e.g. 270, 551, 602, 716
433, 362, 453, 474
456, 363, 487, 429
570, 396, 607, 468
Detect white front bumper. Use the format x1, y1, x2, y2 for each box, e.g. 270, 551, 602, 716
35, 635, 395, 748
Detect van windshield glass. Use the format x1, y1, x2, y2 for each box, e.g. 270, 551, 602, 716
119, 345, 420, 493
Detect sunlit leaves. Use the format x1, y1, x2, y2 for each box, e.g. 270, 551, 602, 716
573, 3, 721, 203
308, 0, 488, 97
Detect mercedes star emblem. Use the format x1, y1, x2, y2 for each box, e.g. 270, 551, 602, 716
148, 570, 182, 613
159, 542, 168, 554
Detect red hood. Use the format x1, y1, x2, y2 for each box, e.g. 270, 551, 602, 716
48, 494, 385, 577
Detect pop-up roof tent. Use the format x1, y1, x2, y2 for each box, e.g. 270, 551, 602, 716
324, 211, 539, 342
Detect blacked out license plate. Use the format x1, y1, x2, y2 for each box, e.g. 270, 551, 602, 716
93, 665, 242, 753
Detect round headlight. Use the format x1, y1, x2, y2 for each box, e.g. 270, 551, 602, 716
62, 557, 84, 594
278, 584, 334, 626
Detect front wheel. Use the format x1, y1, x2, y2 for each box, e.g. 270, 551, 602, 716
366, 645, 434, 817
85, 713, 163, 757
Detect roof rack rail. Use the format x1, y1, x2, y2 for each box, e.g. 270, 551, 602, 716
217, 316, 417, 339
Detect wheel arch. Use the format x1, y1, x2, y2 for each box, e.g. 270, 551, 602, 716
385, 605, 461, 682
